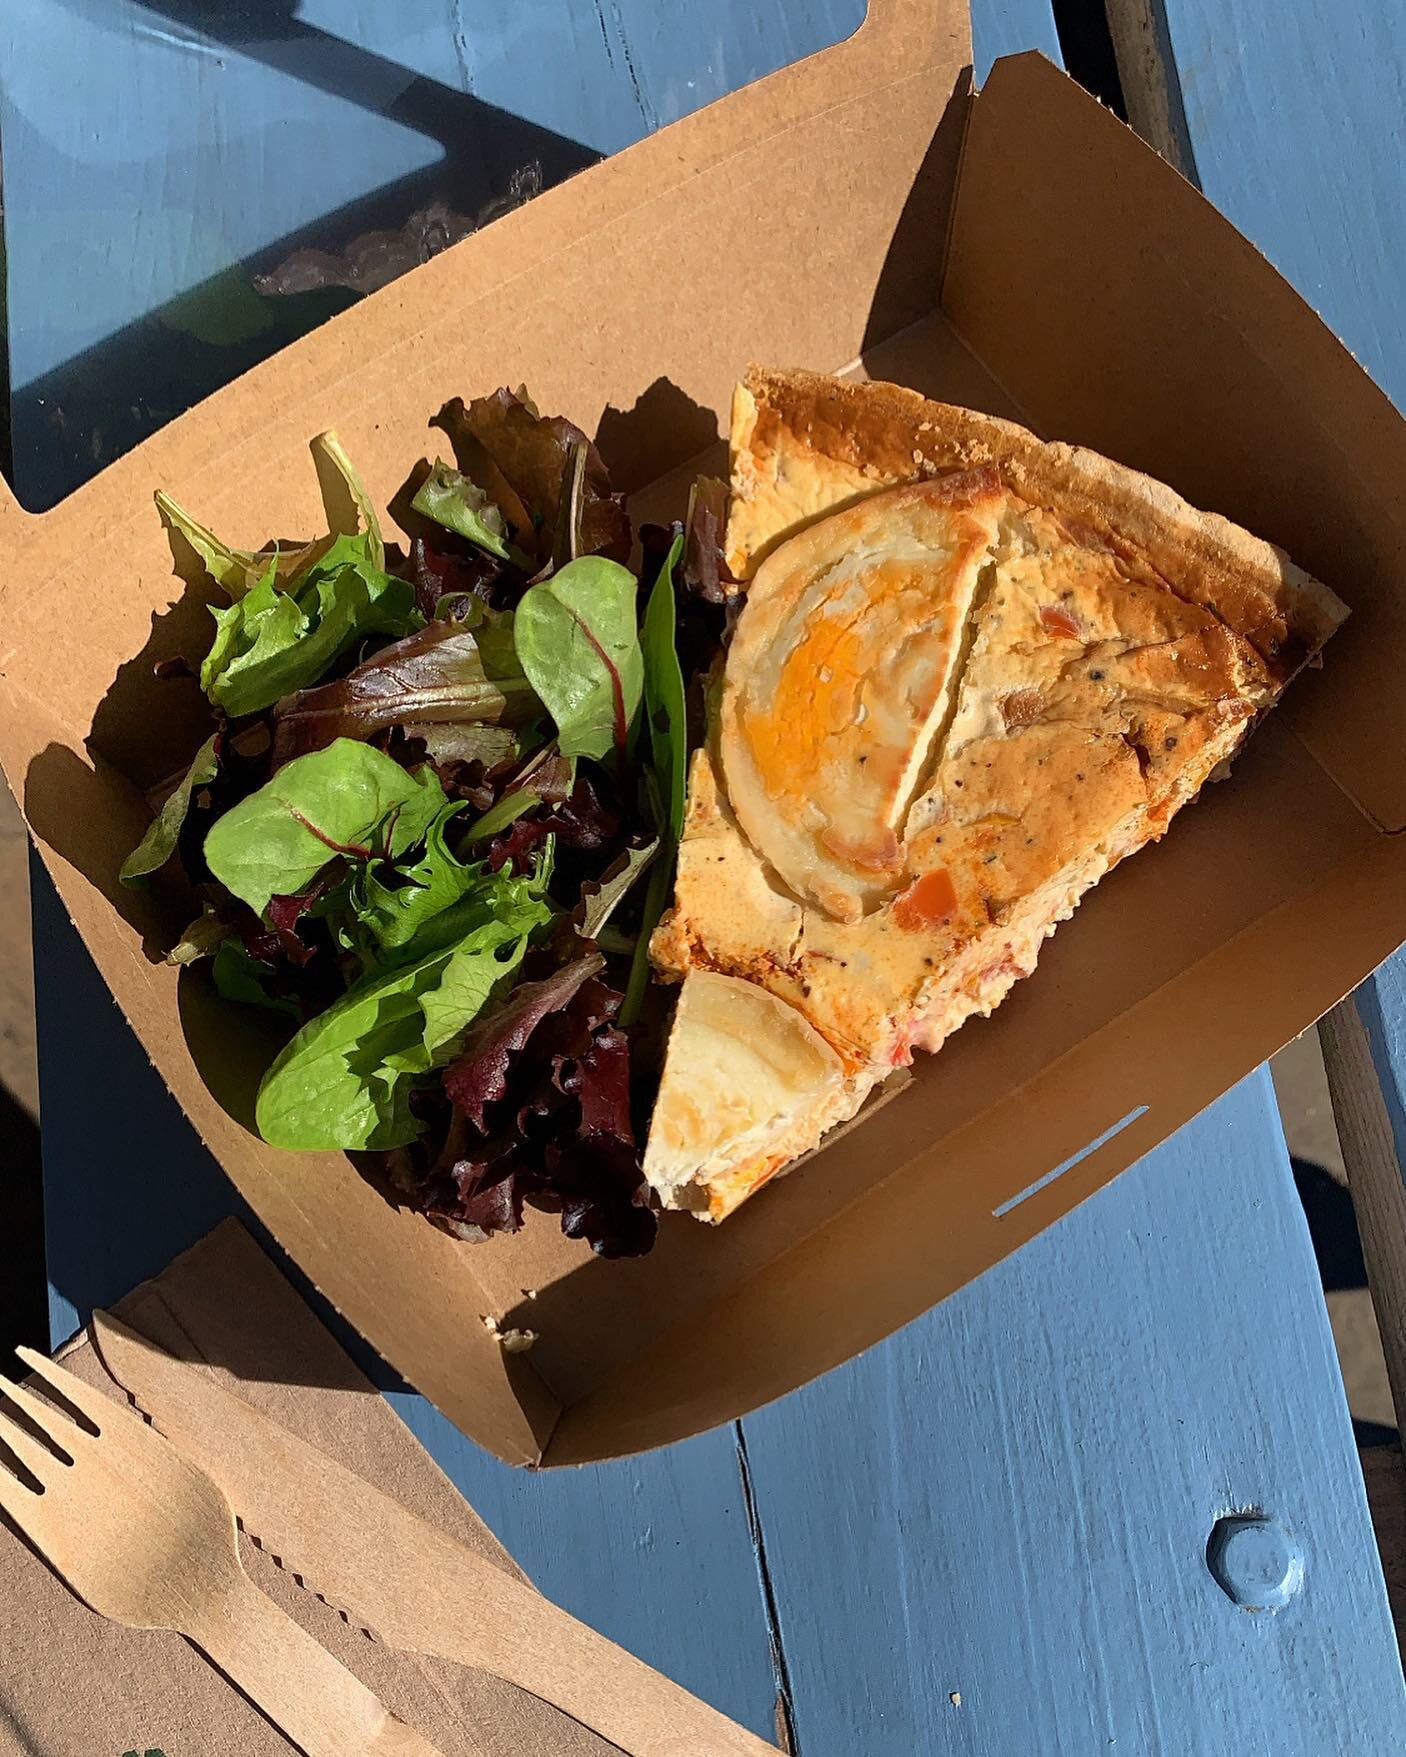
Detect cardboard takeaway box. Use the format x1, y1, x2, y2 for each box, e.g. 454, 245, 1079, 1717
2, 0, 1404, 1466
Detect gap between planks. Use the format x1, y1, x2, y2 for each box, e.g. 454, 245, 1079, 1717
734, 1424, 799, 1754
1319, 994, 1406, 1652
1103, 0, 1197, 178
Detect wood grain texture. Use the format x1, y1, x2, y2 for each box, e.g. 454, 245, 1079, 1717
1153, 0, 1406, 1618
15, 0, 1405, 1749
1104, 0, 1195, 175
1362, 1445, 1406, 1651
1156, 0, 1405, 405
741, 1072, 1405, 1754
1321, 996, 1406, 1433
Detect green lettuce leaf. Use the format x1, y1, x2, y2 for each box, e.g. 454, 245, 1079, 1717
165, 905, 231, 966
353, 802, 491, 953
575, 837, 657, 940
201, 537, 419, 719
514, 557, 642, 762
312, 429, 384, 572
204, 739, 445, 916
411, 460, 512, 559
119, 732, 221, 884
254, 871, 551, 1150
156, 429, 382, 601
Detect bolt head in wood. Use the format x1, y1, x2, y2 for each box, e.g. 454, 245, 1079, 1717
1207, 1515, 1303, 1611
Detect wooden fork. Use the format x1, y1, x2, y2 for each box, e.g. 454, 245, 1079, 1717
0, 1346, 450, 1757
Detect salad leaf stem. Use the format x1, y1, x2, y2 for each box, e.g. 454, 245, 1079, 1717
463, 789, 541, 845
620, 534, 687, 1027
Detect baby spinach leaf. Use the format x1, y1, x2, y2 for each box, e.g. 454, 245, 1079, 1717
514, 557, 642, 762
255, 879, 550, 1150
204, 739, 445, 915
269, 618, 538, 766
412, 461, 512, 560
119, 732, 221, 884
202, 541, 420, 719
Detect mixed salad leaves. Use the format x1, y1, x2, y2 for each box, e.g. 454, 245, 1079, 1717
123, 389, 728, 1257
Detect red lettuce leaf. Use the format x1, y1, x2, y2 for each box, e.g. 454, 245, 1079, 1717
555, 1020, 632, 1140
407, 535, 505, 620
443, 952, 604, 1128
485, 774, 620, 873
270, 618, 537, 766
264, 867, 341, 967
682, 476, 734, 606
397, 965, 656, 1257
434, 389, 631, 567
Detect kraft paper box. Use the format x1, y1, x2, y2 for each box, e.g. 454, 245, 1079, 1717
2, 0, 1403, 1463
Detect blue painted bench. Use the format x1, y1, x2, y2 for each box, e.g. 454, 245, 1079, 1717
5, 1, 1405, 1747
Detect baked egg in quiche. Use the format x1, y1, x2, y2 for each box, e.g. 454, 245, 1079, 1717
642, 367, 1347, 1221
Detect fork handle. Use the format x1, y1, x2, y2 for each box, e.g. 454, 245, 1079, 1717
188, 1576, 457, 1757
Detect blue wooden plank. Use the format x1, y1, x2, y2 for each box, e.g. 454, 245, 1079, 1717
741, 1072, 1406, 1755
1358, 949, 1406, 1270
0, 0, 864, 372
969, 0, 1060, 80
387, 1395, 782, 1732
1156, 0, 1406, 409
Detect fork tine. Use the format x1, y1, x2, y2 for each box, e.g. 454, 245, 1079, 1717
0, 1372, 84, 1456
0, 1397, 65, 1488
14, 1347, 107, 1435
0, 1454, 42, 1528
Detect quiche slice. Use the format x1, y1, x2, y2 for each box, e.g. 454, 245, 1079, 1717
643, 367, 1347, 1221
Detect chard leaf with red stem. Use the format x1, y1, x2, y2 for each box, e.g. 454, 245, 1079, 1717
514, 557, 643, 763
204, 739, 446, 915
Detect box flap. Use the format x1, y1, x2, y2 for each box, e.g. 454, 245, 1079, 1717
943, 52, 1406, 831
